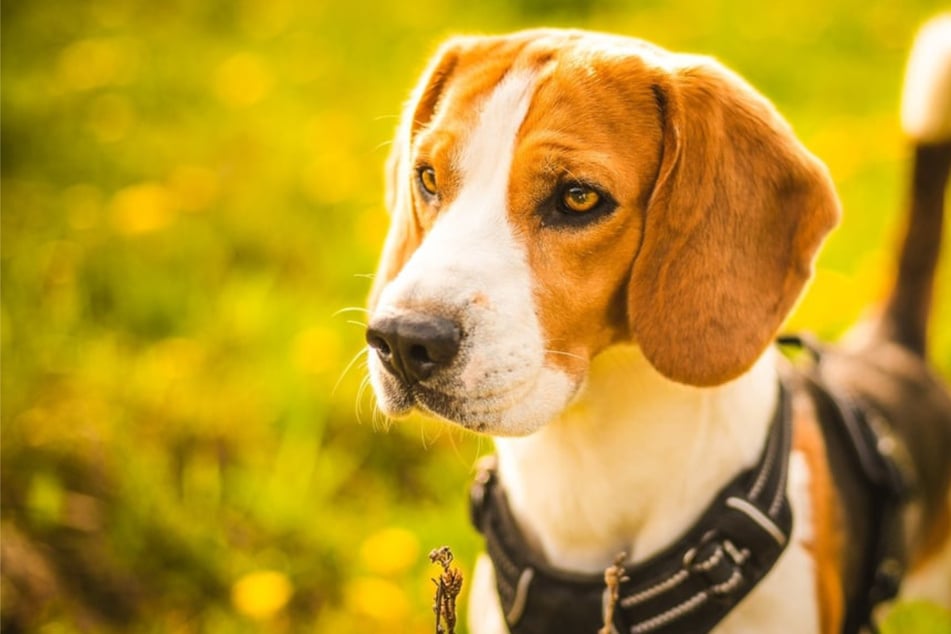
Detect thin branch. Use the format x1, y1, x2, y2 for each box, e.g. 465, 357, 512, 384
430, 546, 463, 634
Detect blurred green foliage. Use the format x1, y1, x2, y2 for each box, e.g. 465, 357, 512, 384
2, 0, 950, 632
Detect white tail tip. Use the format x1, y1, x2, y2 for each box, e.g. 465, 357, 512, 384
901, 13, 951, 143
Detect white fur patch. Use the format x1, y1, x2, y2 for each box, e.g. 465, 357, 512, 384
901, 13, 951, 142
369, 70, 575, 435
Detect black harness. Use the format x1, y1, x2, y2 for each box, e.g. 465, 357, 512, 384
469, 338, 908, 634
778, 335, 909, 634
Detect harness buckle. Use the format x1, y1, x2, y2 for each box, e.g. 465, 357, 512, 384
682, 534, 749, 598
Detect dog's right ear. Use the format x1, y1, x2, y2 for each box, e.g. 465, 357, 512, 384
369, 40, 463, 309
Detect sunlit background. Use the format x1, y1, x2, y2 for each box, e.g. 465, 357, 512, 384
3, 0, 950, 632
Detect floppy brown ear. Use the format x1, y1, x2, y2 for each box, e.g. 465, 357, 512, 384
368, 40, 463, 309
628, 58, 840, 386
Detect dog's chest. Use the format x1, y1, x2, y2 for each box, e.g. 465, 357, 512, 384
468, 450, 821, 634
467, 346, 821, 633
493, 346, 779, 569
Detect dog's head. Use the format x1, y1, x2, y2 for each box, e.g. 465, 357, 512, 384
365, 29, 839, 435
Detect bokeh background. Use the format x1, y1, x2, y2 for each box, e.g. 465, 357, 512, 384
3, 0, 950, 632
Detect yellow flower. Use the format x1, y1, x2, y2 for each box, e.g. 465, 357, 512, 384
110, 182, 175, 235
359, 526, 420, 576
343, 576, 410, 624
215, 53, 272, 108
231, 570, 293, 620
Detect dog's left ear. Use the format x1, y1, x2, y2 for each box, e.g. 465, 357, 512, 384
628, 58, 841, 386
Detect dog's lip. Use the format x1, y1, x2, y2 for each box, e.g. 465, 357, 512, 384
409, 383, 480, 419
398, 379, 538, 428
371, 348, 572, 429
374, 351, 540, 403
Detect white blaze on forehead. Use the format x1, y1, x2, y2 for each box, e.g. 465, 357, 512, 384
422, 69, 538, 277
458, 69, 537, 195
378, 68, 539, 307
371, 67, 575, 434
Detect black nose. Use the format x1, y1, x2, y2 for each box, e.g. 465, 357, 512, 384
366, 313, 461, 384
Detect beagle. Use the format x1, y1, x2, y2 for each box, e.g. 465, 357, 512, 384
365, 25, 951, 634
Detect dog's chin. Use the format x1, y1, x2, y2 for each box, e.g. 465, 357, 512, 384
368, 358, 579, 437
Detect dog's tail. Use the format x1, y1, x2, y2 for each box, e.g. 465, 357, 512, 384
877, 14, 951, 358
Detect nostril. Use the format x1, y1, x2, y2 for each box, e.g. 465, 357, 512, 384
367, 334, 391, 356
408, 344, 433, 365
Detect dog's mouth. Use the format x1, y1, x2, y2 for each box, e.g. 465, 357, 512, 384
374, 366, 529, 430
409, 384, 498, 432
368, 349, 581, 436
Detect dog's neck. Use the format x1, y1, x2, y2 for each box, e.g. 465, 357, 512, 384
494, 344, 780, 573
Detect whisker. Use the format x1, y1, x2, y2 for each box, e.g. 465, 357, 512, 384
355, 372, 372, 425
354, 379, 366, 424
446, 424, 479, 468
374, 407, 393, 432
369, 394, 381, 429
363, 385, 389, 431
374, 139, 395, 152
562, 165, 584, 184
333, 348, 369, 397
353, 273, 376, 280
446, 426, 462, 462
421, 419, 441, 449
332, 306, 371, 318
346, 319, 368, 329
545, 348, 586, 362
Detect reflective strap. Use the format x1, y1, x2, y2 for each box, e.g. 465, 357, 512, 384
630, 591, 708, 634
506, 568, 535, 626
725, 497, 787, 546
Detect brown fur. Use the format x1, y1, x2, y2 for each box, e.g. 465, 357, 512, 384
912, 500, 950, 573
629, 62, 840, 386
508, 42, 665, 377
792, 391, 846, 634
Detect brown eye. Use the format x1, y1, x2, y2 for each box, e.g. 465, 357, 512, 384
418, 167, 438, 196
561, 185, 601, 213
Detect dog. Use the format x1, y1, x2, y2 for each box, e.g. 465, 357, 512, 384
364, 21, 951, 634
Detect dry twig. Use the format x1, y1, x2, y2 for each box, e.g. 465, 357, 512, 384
429, 546, 463, 634
599, 552, 629, 634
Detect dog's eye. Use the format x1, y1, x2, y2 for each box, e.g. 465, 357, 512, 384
541, 182, 617, 228
418, 167, 438, 196
560, 185, 601, 213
